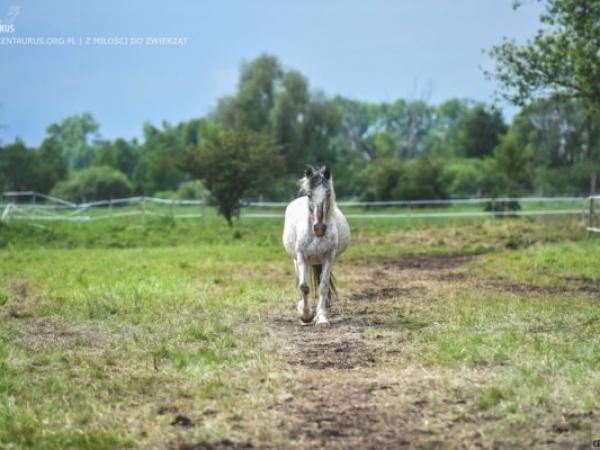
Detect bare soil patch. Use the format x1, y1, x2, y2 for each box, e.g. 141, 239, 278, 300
480, 279, 600, 296
3, 279, 47, 318
373, 252, 478, 271
349, 286, 422, 301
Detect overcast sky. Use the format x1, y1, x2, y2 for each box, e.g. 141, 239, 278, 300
0, 0, 544, 146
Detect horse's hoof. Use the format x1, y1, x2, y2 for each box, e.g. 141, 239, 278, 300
300, 314, 314, 325
314, 315, 330, 328
297, 300, 313, 322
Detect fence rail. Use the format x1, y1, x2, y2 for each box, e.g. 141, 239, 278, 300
244, 196, 585, 208
0, 191, 591, 224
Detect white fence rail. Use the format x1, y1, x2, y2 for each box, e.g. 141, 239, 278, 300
245, 196, 585, 208
1, 192, 207, 223
0, 191, 591, 224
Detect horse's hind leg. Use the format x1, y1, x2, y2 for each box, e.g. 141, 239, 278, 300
295, 253, 313, 324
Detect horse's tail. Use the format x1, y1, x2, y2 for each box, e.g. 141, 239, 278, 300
310, 264, 337, 307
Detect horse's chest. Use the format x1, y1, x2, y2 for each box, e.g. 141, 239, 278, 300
301, 235, 336, 264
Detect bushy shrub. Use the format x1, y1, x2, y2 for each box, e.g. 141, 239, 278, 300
357, 158, 405, 201
153, 190, 177, 200
444, 158, 506, 197
358, 156, 448, 201
393, 156, 449, 201
176, 180, 209, 200
483, 198, 521, 217
51, 166, 132, 202
534, 161, 600, 196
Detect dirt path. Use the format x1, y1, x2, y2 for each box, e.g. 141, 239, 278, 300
177, 252, 595, 450
263, 253, 593, 450
264, 254, 472, 450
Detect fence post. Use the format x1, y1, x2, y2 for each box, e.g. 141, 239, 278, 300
1, 203, 12, 222
588, 174, 597, 237
142, 197, 146, 226
201, 197, 206, 224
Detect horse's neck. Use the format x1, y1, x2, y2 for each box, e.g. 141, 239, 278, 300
325, 199, 338, 222
329, 183, 337, 211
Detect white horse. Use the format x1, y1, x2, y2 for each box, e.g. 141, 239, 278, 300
283, 165, 351, 326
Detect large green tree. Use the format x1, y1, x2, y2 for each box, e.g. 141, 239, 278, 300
35, 137, 69, 193
382, 99, 435, 158
182, 123, 283, 225
214, 55, 342, 183
493, 129, 534, 195
488, 0, 600, 111
512, 97, 597, 167
0, 139, 39, 192
0, 138, 67, 193
426, 99, 472, 157
94, 138, 139, 179
132, 122, 189, 195
454, 104, 507, 158
334, 97, 436, 161
333, 96, 381, 161
215, 54, 283, 132
46, 113, 100, 170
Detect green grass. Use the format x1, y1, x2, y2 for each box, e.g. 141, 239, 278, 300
422, 289, 600, 408
0, 239, 288, 448
361, 231, 599, 443
0, 210, 585, 251
475, 236, 600, 284
0, 215, 597, 447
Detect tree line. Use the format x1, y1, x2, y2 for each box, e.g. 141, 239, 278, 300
1, 0, 598, 224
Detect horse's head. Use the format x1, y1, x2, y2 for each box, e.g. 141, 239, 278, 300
301, 165, 333, 238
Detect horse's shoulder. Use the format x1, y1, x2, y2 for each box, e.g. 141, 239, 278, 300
283, 197, 309, 256
285, 196, 308, 218
287, 196, 307, 209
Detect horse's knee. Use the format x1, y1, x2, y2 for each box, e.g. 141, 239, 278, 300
299, 283, 309, 296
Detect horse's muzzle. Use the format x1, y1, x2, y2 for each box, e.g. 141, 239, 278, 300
313, 223, 327, 237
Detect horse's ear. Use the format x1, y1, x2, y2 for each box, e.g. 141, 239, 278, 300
321, 166, 331, 180
304, 165, 315, 178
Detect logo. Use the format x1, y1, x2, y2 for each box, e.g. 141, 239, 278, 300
0, 4, 19, 33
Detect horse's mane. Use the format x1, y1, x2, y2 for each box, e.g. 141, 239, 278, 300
298, 173, 336, 205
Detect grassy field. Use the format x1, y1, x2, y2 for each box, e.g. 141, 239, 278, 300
0, 214, 598, 449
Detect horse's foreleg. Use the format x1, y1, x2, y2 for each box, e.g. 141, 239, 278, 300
315, 254, 334, 326
295, 253, 313, 323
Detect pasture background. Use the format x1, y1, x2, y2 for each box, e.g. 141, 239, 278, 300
2, 0, 600, 447
1, 214, 598, 449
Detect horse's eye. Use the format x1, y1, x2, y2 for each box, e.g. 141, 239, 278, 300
307, 193, 312, 199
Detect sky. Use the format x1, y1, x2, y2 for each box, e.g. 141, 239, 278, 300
0, 0, 545, 146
